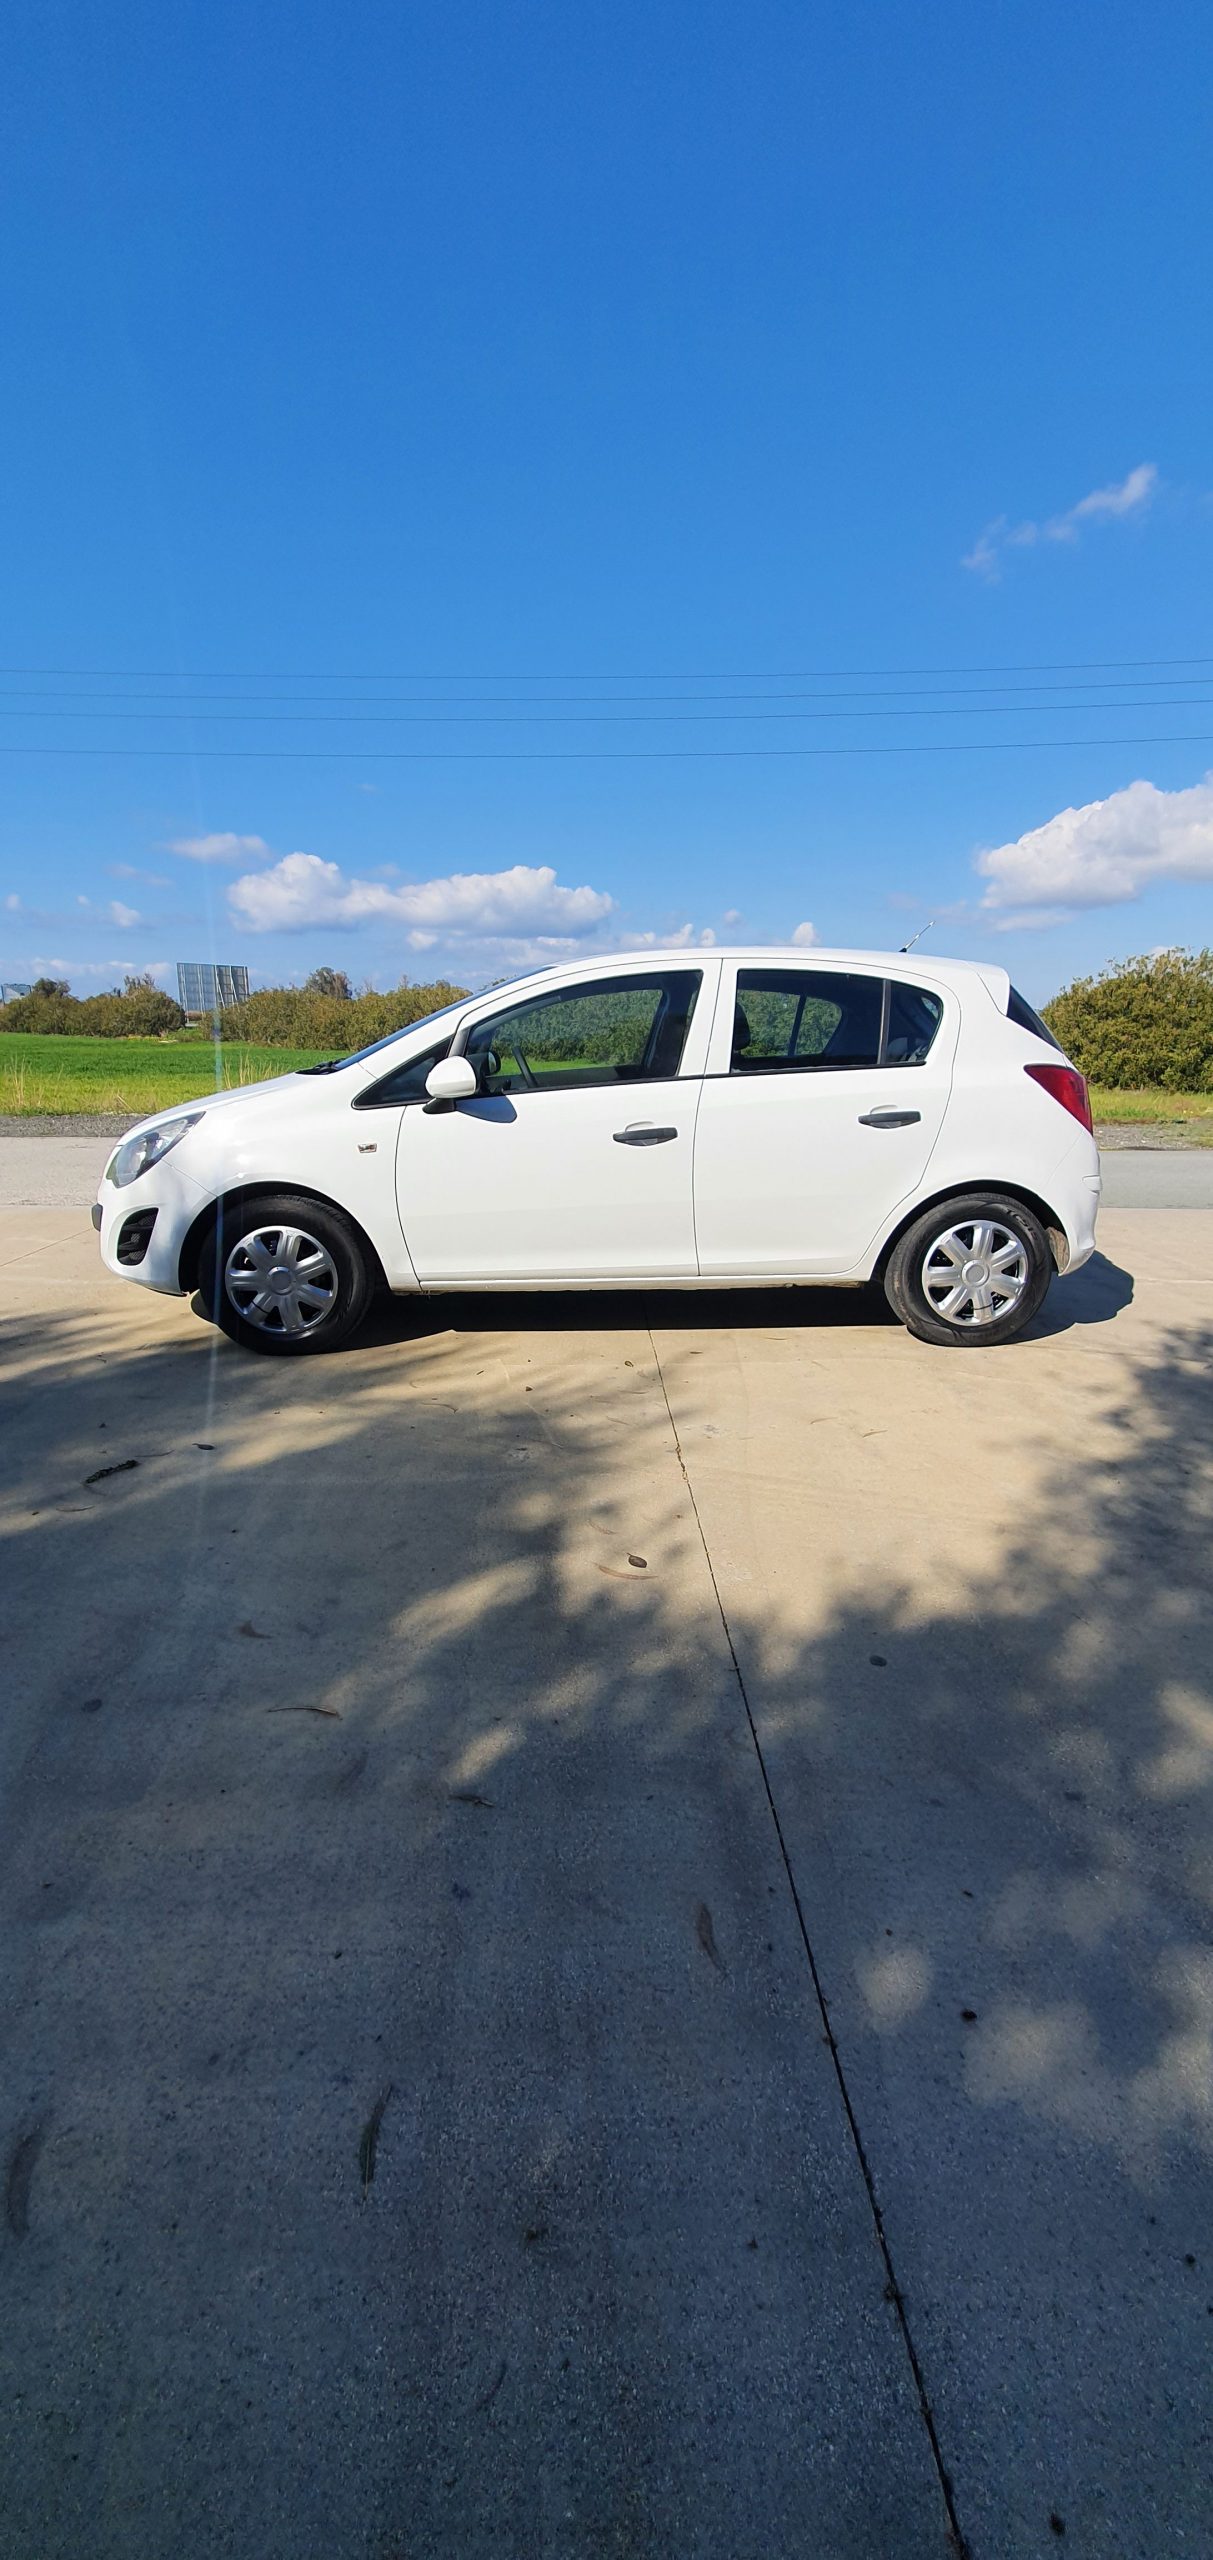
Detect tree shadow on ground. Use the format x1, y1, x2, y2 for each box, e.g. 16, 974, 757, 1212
0, 1241, 1204, 2560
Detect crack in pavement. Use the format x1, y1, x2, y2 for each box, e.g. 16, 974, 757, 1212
647, 1325, 968, 2560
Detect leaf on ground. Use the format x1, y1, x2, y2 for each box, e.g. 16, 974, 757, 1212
83, 1458, 139, 1486
695, 1902, 727, 1974
5, 2122, 46, 2237
238, 1621, 269, 1639
359, 2084, 394, 2194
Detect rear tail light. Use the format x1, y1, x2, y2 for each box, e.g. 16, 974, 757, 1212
1024, 1062, 1093, 1133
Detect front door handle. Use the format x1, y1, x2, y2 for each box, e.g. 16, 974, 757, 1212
614, 1123, 678, 1145
858, 1107, 921, 1128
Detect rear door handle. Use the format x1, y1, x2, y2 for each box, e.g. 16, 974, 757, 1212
858, 1107, 921, 1128
614, 1123, 678, 1145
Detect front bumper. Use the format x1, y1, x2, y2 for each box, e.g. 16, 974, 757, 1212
95, 1159, 208, 1296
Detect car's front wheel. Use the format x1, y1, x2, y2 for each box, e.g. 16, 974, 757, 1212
199, 1193, 376, 1354
884, 1194, 1052, 1347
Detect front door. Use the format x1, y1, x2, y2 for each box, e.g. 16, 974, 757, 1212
693, 965, 957, 1276
394, 967, 707, 1283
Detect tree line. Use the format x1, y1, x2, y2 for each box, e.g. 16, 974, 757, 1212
0, 969, 469, 1047
2, 950, 1211, 1087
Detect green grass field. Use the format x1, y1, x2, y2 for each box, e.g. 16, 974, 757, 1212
2, 1031, 1212, 1131
0, 1032, 330, 1117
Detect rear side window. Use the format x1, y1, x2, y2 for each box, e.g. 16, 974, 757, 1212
1007, 985, 1061, 1051
732, 970, 883, 1071
885, 980, 943, 1064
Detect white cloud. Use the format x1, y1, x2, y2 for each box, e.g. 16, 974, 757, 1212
1064, 462, 1158, 529
986, 908, 1074, 934
791, 920, 820, 946
166, 831, 271, 865
619, 923, 716, 951
108, 900, 142, 928
962, 462, 1157, 581
228, 853, 616, 945
977, 775, 1213, 910
31, 956, 172, 984
721, 908, 743, 927
6, 892, 22, 912
109, 862, 170, 886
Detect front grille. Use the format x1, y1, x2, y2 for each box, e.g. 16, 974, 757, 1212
116, 1208, 158, 1266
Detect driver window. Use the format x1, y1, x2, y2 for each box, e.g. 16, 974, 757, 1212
465, 970, 701, 1096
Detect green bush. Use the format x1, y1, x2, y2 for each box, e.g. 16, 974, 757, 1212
219, 979, 469, 1050
0, 975, 467, 1049
1043, 949, 1213, 1092
0, 981, 185, 1037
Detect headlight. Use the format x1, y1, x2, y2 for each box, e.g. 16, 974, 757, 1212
107, 1113, 204, 1188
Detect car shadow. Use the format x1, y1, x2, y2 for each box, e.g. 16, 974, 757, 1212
1026, 1248, 1135, 1339
353, 1249, 1135, 1350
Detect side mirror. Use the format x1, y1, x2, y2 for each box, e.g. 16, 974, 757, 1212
424, 1055, 479, 1109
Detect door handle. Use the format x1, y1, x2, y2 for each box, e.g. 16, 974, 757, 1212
858, 1107, 921, 1128
614, 1123, 678, 1145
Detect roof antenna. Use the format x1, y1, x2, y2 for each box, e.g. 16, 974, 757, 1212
899, 919, 934, 955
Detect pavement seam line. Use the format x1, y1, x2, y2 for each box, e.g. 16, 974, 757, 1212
646, 1326, 969, 2560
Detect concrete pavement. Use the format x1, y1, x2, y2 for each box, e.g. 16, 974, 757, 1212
1, 1202, 1210, 2557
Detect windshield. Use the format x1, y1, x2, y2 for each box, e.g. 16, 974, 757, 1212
298, 994, 471, 1073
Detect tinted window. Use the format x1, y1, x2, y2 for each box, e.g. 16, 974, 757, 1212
466, 971, 701, 1095
885, 980, 943, 1064
355, 1036, 453, 1107
732, 970, 883, 1071
1007, 985, 1061, 1051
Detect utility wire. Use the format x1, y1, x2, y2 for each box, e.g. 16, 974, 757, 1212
0, 653, 1209, 682
2, 731, 1211, 763
1, 696, 1212, 728
1, 675, 1213, 707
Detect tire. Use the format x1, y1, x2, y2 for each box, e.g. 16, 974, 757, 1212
198, 1192, 376, 1355
884, 1193, 1052, 1348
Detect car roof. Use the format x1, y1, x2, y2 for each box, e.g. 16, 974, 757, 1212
480, 946, 1010, 1005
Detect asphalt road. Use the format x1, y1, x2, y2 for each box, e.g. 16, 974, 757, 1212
1, 1195, 1211, 2558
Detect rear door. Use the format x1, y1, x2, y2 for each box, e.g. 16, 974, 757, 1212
693, 964, 957, 1275
392, 965, 711, 1282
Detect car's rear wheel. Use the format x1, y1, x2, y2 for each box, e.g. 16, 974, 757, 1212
199, 1193, 376, 1354
884, 1194, 1052, 1347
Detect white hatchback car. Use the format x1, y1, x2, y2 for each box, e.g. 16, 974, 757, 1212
95, 946, 1100, 1354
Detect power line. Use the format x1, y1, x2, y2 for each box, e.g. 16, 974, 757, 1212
0, 653, 1209, 682
2, 675, 1213, 707
2, 731, 1211, 763
1, 696, 1212, 728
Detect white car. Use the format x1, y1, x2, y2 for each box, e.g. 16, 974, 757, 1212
94, 946, 1100, 1354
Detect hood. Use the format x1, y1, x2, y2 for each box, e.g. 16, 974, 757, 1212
114, 1070, 313, 1145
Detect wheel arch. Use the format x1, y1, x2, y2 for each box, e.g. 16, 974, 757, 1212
177, 1182, 390, 1297
871, 1180, 1070, 1282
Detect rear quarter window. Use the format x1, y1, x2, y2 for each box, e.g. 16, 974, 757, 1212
884, 980, 943, 1064
1007, 986, 1062, 1052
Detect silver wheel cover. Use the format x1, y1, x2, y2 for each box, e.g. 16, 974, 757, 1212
224, 1223, 339, 1336
920, 1218, 1029, 1328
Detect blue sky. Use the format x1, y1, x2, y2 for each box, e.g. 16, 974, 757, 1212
1, 0, 1211, 1002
